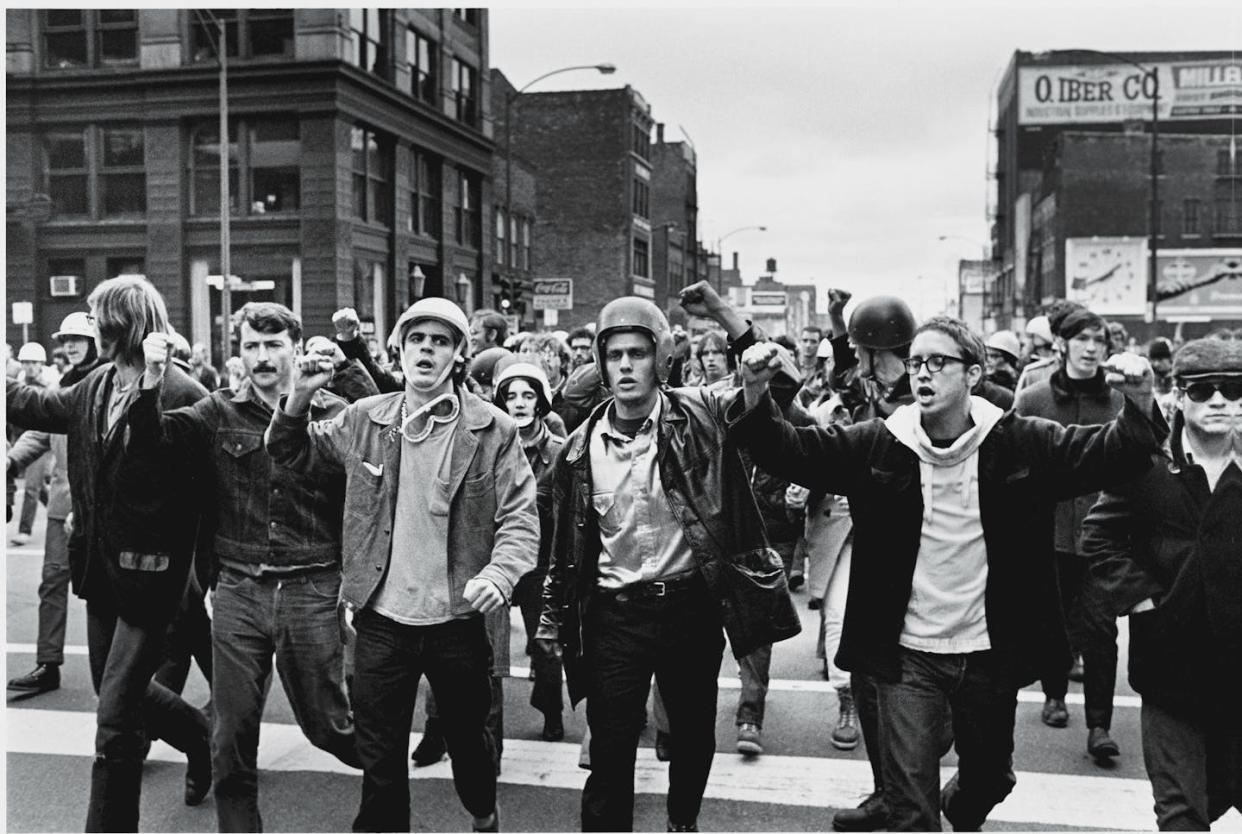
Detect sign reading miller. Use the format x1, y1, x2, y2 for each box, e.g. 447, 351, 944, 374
1018, 58, 1242, 125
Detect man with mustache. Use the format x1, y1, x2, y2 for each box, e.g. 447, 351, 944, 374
127, 301, 360, 831
730, 315, 1163, 831
1083, 333, 1242, 830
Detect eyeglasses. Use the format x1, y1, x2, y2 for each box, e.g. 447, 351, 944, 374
903, 354, 967, 375
1180, 379, 1242, 403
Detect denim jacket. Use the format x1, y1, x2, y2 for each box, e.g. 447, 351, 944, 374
127, 380, 348, 572
265, 387, 539, 614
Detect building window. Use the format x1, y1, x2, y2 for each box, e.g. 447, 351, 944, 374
509, 215, 519, 267
43, 125, 145, 219
348, 8, 389, 77
190, 118, 300, 216
45, 130, 89, 216
100, 127, 146, 216
495, 209, 506, 264
43, 10, 138, 69
1218, 149, 1236, 176
1183, 199, 1201, 236
409, 148, 440, 237
631, 119, 651, 161
191, 9, 293, 63
632, 177, 650, 220
1215, 194, 1242, 236
450, 58, 478, 126
521, 218, 531, 270
633, 237, 650, 278
453, 9, 480, 27
407, 29, 436, 104
454, 168, 480, 247
352, 126, 391, 225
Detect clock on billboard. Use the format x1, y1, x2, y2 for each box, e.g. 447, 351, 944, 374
1065, 237, 1147, 316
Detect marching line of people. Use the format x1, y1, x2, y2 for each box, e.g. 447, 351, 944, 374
6, 272, 1241, 833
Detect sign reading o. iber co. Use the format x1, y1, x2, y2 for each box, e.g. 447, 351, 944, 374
533, 279, 573, 311
1018, 59, 1242, 125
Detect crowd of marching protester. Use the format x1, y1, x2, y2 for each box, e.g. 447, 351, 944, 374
6, 274, 1240, 832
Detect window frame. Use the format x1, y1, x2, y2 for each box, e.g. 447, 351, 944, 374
632, 236, 650, 279
43, 124, 147, 220
1183, 198, 1201, 237
450, 57, 478, 126
351, 125, 392, 226
98, 125, 147, 217
189, 9, 294, 64
44, 128, 90, 218
407, 28, 437, 104
454, 168, 480, 248
42, 9, 139, 70
348, 8, 390, 78
408, 147, 439, 238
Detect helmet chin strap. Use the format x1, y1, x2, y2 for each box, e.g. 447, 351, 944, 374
406, 340, 465, 392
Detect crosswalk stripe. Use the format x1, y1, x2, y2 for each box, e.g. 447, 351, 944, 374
14, 706, 1239, 831
3, 643, 1142, 708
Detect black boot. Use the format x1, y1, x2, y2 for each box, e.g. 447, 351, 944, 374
831, 791, 888, 832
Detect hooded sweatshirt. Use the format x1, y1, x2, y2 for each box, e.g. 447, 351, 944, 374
884, 395, 1006, 654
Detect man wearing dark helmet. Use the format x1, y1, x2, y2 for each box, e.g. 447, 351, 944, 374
537, 285, 800, 832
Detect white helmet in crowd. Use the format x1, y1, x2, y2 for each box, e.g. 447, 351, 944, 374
387, 297, 470, 355
52, 311, 95, 341
17, 342, 47, 363
985, 331, 1022, 363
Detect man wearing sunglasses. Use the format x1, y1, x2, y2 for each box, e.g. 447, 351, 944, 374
730, 315, 1165, 832
1082, 333, 1242, 831
266, 297, 539, 833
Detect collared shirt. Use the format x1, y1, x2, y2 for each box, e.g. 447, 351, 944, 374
589, 394, 695, 589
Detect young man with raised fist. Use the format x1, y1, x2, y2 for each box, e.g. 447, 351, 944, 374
266, 297, 538, 833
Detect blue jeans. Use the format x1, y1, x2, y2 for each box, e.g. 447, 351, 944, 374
211, 566, 360, 832
351, 609, 496, 832
877, 648, 1018, 831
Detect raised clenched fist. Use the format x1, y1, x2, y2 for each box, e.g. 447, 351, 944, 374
332, 307, 362, 342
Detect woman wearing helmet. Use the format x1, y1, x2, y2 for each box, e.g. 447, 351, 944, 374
493, 360, 567, 743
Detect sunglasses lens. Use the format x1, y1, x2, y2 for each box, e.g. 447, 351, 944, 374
1185, 383, 1215, 403
1222, 382, 1242, 401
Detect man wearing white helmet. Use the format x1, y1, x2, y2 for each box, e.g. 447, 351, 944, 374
267, 296, 538, 833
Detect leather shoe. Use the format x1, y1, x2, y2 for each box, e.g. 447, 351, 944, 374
184, 734, 211, 806
736, 722, 763, 756
7, 663, 60, 695
472, 807, 499, 832
832, 791, 887, 832
1067, 655, 1085, 683
1088, 727, 1120, 761
1041, 697, 1069, 728
667, 820, 698, 832
541, 714, 564, 742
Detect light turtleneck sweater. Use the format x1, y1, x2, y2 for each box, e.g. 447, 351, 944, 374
884, 396, 1006, 654
1182, 428, 1242, 492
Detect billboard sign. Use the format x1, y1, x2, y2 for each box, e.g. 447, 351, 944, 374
532, 279, 573, 311
1018, 59, 1242, 125
1155, 249, 1242, 318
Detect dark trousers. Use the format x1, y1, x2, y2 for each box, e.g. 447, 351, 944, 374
581, 581, 725, 831
351, 609, 496, 832
17, 451, 50, 535
1142, 700, 1242, 830
877, 648, 1018, 832
854, 669, 955, 804
36, 517, 71, 665
155, 575, 213, 695
515, 570, 564, 718
736, 541, 794, 727
84, 597, 209, 832
422, 675, 506, 772
211, 567, 361, 832
1041, 551, 1119, 729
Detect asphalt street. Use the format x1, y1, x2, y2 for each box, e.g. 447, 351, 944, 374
6, 497, 1241, 832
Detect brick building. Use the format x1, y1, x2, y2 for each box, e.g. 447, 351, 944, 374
488, 69, 536, 330
992, 49, 1241, 338
650, 123, 699, 317
7, 9, 498, 362
503, 84, 657, 331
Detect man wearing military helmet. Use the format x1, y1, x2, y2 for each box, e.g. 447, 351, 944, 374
267, 297, 538, 833
538, 283, 800, 832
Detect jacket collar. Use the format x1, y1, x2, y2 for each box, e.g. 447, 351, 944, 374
365, 385, 495, 431
566, 387, 680, 464
1049, 367, 1111, 404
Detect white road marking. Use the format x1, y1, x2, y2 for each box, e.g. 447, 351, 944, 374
9, 707, 1240, 831
4, 642, 1143, 708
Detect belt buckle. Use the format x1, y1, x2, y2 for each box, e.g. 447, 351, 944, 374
649, 581, 667, 598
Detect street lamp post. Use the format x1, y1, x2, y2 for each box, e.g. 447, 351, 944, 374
1059, 50, 1160, 323
193, 9, 232, 364
504, 63, 615, 326
716, 225, 767, 293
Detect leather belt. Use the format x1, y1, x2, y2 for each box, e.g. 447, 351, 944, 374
597, 571, 699, 602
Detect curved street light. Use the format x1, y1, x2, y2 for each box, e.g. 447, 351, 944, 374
504, 63, 616, 324
716, 225, 767, 292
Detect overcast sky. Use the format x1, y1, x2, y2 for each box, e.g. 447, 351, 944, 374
490, 1, 1240, 317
